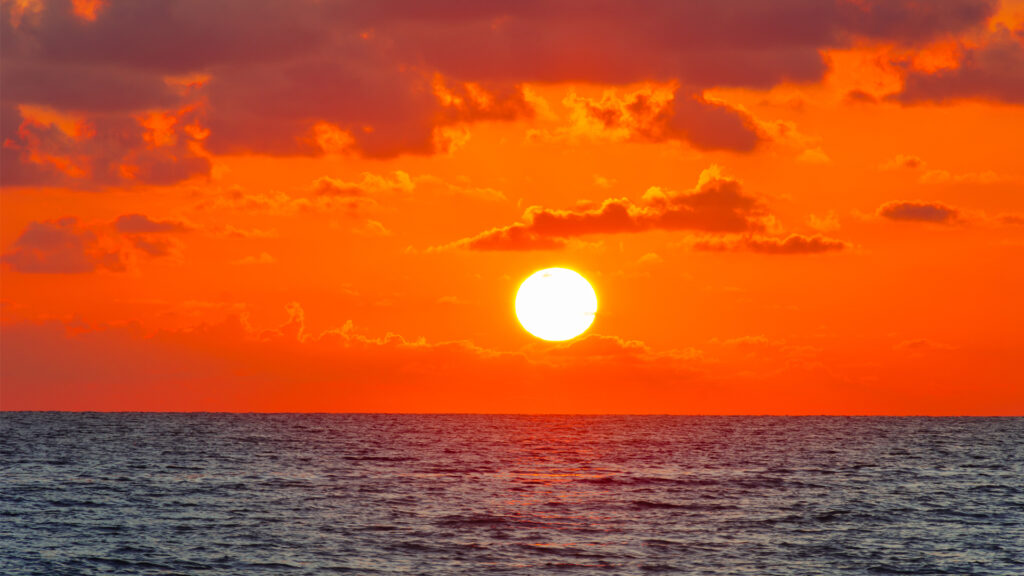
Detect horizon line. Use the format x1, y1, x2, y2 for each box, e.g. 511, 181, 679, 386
2, 410, 1021, 417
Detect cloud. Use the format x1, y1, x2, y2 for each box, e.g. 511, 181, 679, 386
637, 252, 663, 265
311, 171, 415, 198
215, 226, 279, 239
796, 147, 831, 164
111, 213, 191, 260
877, 200, 959, 223
844, 89, 878, 104
1, 303, 1018, 414
534, 86, 764, 152
744, 234, 848, 254
194, 188, 305, 215
918, 169, 1003, 185
310, 176, 369, 198
0, 304, 703, 412
807, 211, 841, 232
1, 217, 123, 274
1, 211, 207, 274
196, 172, 505, 224
451, 223, 569, 251
368, 0, 994, 86
352, 220, 391, 237
1, 0, 998, 184
1, 101, 212, 188
877, 155, 1005, 184
894, 338, 956, 352
879, 154, 927, 170
128, 236, 180, 258
114, 214, 192, 234
543, 334, 652, 358
894, 26, 1024, 105
691, 233, 848, 255
233, 253, 276, 266
441, 167, 768, 251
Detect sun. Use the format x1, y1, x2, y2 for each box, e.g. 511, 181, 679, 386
515, 268, 598, 341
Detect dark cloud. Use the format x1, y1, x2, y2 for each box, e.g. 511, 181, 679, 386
114, 214, 192, 234
1, 213, 197, 274
834, 0, 996, 43
563, 88, 763, 152
844, 89, 878, 104
1, 102, 211, 188
669, 94, 762, 152
1, 0, 999, 184
443, 169, 767, 250
129, 236, 178, 258
0, 61, 182, 113
877, 200, 959, 223
894, 27, 1024, 105
1, 217, 124, 274
362, 0, 994, 85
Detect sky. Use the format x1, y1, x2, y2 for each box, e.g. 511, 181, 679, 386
1, 0, 1023, 414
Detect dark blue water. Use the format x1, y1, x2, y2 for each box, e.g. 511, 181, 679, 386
2, 414, 1022, 575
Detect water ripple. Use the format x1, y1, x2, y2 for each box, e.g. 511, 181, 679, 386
2, 414, 1022, 575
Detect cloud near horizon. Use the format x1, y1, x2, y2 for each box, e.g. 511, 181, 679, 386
0, 303, 705, 412
2, 302, 1015, 414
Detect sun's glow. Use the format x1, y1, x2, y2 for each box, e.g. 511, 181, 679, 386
515, 268, 598, 341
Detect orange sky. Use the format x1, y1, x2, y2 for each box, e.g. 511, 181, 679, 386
2, 0, 1023, 414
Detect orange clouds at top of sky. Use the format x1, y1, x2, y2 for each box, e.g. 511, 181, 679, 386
2, 0, 1023, 414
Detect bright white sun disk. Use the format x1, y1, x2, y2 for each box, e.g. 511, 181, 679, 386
515, 268, 597, 341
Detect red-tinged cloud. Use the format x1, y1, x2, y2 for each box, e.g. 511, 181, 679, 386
745, 234, 848, 254
0, 217, 124, 274
443, 167, 768, 251
114, 214, 192, 234
691, 233, 848, 254
457, 224, 569, 251
1, 102, 211, 188
879, 154, 927, 170
1, 213, 198, 274
556, 87, 763, 152
311, 177, 369, 198
0, 305, 702, 413
2, 304, 1020, 414
113, 214, 192, 258
360, 0, 995, 85
844, 89, 878, 104
877, 200, 959, 223
895, 27, 1024, 105
1, 0, 999, 181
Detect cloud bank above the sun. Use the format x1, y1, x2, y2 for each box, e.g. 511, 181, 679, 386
3, 0, 1015, 188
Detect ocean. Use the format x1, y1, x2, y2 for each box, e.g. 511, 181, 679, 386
1, 414, 1022, 575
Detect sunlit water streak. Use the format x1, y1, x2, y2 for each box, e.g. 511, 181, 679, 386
2, 414, 1022, 575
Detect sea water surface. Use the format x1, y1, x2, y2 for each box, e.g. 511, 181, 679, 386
1, 414, 1022, 575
